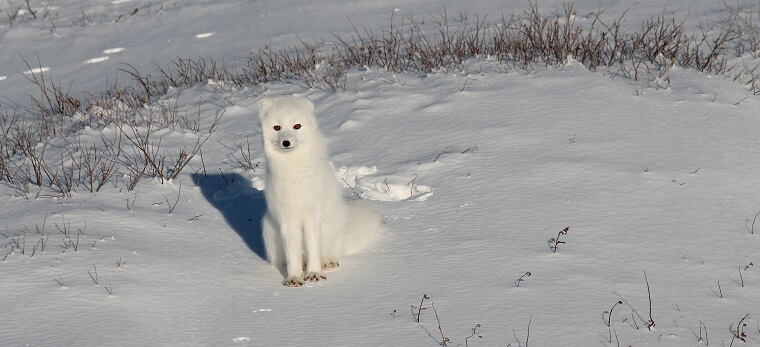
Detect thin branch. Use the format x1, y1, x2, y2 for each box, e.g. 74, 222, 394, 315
644, 271, 655, 330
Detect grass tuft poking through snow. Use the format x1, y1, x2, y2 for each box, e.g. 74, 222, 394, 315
4, 2, 760, 197
6, 2, 760, 199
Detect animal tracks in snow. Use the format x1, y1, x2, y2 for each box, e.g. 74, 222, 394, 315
337, 166, 433, 202
86, 56, 109, 64
17, 47, 124, 77
195, 32, 215, 39
84, 48, 124, 64
231, 309, 271, 343
23, 67, 50, 74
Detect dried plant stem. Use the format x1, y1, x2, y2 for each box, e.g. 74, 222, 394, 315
431, 302, 448, 346
606, 300, 623, 342
55, 274, 66, 287
415, 294, 429, 323
166, 180, 182, 214
526, 315, 532, 347
751, 211, 760, 234
465, 324, 481, 347
89, 264, 99, 285
698, 320, 708, 345
551, 227, 569, 253
514, 271, 532, 287
644, 271, 655, 330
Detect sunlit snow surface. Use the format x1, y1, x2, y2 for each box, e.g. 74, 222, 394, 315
1, 0, 759, 346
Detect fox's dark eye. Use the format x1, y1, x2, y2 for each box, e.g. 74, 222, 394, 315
273, 125, 281, 131
293, 124, 301, 130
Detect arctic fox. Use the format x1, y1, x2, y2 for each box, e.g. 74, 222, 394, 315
258, 95, 383, 287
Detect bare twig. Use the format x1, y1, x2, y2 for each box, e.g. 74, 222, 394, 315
187, 214, 203, 221
434, 146, 457, 162
514, 271, 532, 287
166, 181, 182, 214
55, 274, 66, 287
88, 264, 99, 284
460, 146, 478, 154
341, 178, 362, 198
644, 271, 655, 330
526, 315, 532, 347
415, 294, 429, 323
465, 323, 482, 347
550, 227, 570, 253
431, 302, 449, 346
733, 313, 750, 343
750, 211, 760, 234
605, 300, 623, 343
408, 173, 418, 197
698, 320, 708, 345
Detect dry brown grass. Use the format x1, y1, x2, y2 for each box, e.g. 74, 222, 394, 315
3, 2, 760, 198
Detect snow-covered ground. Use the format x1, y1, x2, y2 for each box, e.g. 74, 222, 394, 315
2, 0, 759, 346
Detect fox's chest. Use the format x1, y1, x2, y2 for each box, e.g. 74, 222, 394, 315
266, 161, 334, 194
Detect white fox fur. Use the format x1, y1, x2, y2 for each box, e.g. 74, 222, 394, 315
258, 95, 382, 287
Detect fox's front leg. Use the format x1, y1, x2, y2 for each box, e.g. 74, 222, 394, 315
280, 222, 305, 287
261, 213, 285, 269
303, 216, 326, 282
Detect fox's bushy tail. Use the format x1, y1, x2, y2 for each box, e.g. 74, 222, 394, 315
344, 199, 384, 255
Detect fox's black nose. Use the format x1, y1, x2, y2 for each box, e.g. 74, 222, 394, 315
282, 140, 290, 148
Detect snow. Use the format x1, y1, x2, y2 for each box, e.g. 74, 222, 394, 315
2, 0, 760, 346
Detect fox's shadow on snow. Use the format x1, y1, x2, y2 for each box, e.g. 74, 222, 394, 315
192, 173, 267, 260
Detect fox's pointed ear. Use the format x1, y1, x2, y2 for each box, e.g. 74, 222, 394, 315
258, 98, 272, 119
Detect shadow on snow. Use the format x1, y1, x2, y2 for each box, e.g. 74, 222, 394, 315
192, 172, 267, 260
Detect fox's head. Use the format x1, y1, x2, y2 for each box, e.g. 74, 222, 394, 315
258, 96, 319, 154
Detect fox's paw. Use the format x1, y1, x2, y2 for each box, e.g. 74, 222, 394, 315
322, 259, 340, 271
282, 276, 304, 287
304, 272, 326, 282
